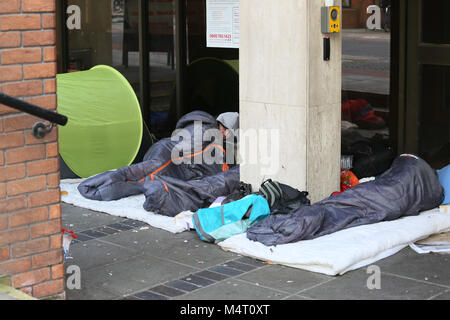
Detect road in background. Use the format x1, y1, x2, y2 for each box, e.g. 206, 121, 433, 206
342, 29, 391, 96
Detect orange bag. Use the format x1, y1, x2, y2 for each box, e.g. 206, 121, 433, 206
340, 169, 360, 192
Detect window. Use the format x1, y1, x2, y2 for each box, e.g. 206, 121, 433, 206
341, 1, 393, 179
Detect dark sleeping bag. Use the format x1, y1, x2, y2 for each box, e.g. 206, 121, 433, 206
142, 166, 240, 216
77, 111, 240, 216
247, 155, 444, 246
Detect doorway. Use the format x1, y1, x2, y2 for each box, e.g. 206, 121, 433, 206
340, 0, 394, 179
402, 0, 450, 169
340, 0, 450, 178
58, 0, 239, 143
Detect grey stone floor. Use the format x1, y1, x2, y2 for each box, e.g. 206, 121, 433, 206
61, 203, 450, 301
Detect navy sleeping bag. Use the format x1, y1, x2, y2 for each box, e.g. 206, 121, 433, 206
77, 111, 240, 216
247, 155, 444, 246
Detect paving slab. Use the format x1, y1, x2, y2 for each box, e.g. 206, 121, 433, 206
284, 294, 312, 300
298, 267, 447, 300
172, 279, 289, 300
180, 274, 216, 287
101, 225, 240, 268
431, 290, 450, 300
74, 255, 197, 297
64, 239, 140, 271
236, 265, 333, 295
62, 203, 127, 233
62, 203, 450, 301
165, 279, 201, 292
132, 290, 168, 300
65, 284, 119, 300
374, 247, 450, 287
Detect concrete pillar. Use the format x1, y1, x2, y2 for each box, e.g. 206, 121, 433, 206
239, 0, 342, 203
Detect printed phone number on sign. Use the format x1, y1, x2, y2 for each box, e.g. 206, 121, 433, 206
209, 33, 232, 40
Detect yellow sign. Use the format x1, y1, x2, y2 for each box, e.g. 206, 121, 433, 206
321, 6, 340, 34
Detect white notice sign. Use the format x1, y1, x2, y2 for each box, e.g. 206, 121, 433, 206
206, 0, 239, 48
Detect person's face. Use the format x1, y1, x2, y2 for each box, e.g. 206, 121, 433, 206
219, 124, 229, 138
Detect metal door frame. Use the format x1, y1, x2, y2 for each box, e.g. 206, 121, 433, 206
56, 0, 187, 128
397, 0, 450, 154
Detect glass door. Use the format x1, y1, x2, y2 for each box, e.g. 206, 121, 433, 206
404, 0, 450, 169
183, 0, 239, 118
64, 0, 141, 98
59, 0, 240, 141
340, 0, 394, 178
146, 0, 178, 139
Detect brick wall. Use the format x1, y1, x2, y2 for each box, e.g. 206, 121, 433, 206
343, 0, 376, 28
0, 0, 65, 300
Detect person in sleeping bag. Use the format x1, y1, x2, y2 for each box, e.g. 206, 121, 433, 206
78, 110, 241, 217
217, 112, 239, 166
247, 154, 444, 246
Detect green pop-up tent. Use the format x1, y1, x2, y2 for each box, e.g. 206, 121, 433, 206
57, 65, 143, 178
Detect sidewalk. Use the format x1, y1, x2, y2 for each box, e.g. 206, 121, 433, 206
61, 203, 450, 300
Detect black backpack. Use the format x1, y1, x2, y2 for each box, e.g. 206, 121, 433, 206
343, 134, 395, 179
258, 179, 310, 215
222, 181, 253, 205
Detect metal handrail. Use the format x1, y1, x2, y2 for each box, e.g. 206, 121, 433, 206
0, 93, 68, 139
0, 93, 68, 126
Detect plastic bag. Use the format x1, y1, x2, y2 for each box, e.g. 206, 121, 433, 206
61, 228, 77, 261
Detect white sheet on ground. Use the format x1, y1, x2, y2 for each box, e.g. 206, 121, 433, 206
218, 208, 450, 276
61, 179, 450, 275
60, 179, 187, 233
